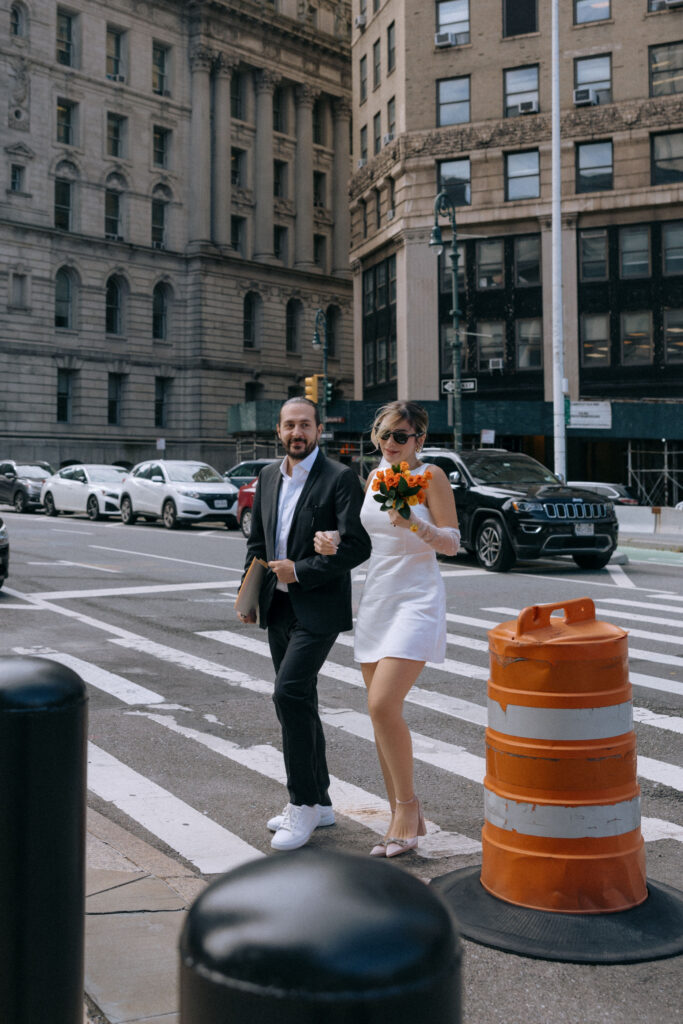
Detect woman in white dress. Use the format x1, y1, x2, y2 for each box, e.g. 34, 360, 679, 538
315, 401, 460, 857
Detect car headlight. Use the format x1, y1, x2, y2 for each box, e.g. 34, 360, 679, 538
0, 522, 8, 540
177, 488, 203, 499
511, 501, 544, 512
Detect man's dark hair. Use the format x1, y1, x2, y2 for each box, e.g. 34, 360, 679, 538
278, 396, 321, 427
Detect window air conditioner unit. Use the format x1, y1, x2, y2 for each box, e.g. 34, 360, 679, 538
573, 87, 598, 106
357, 157, 367, 168
354, 14, 366, 28
152, 241, 166, 249
434, 31, 456, 47
383, 132, 394, 145
664, 0, 683, 8
386, 209, 395, 221
488, 358, 504, 371
519, 99, 539, 114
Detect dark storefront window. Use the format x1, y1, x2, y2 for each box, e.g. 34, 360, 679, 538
362, 253, 397, 397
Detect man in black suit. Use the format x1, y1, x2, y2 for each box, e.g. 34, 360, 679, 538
237, 398, 371, 850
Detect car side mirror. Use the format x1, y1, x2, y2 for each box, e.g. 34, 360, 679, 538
151, 475, 164, 483
4, 472, 15, 480
449, 470, 462, 485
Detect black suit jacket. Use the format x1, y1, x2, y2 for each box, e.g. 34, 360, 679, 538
245, 450, 371, 634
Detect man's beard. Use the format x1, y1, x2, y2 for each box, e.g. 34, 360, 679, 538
282, 436, 317, 461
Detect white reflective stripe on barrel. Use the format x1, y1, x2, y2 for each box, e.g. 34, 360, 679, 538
487, 699, 633, 741
485, 791, 641, 839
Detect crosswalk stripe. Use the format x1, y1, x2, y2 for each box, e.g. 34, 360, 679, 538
596, 597, 683, 614
485, 604, 683, 631
606, 564, 638, 589
13, 646, 168, 706
332, 632, 490, 680
632, 707, 683, 735
87, 742, 262, 873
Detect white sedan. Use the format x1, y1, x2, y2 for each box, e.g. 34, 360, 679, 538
41, 464, 128, 520
119, 460, 239, 529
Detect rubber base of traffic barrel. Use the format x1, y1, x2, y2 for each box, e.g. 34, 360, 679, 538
432, 866, 683, 964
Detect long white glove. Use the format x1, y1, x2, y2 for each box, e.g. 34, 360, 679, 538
413, 518, 461, 556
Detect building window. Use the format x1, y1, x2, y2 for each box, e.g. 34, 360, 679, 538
438, 158, 471, 206
581, 313, 610, 367
373, 39, 381, 89
10, 272, 27, 308
274, 225, 287, 261
504, 65, 539, 116
360, 125, 368, 162
153, 126, 170, 167
286, 298, 303, 353
106, 277, 123, 335
373, 112, 381, 154
652, 131, 683, 185
477, 321, 505, 371
505, 150, 540, 200
273, 86, 287, 133
152, 43, 169, 95
387, 96, 396, 136
514, 235, 541, 286
437, 77, 470, 126
648, 0, 669, 11
55, 268, 73, 328
54, 178, 72, 230
106, 27, 124, 79
152, 282, 169, 340
650, 42, 683, 96
579, 228, 608, 280
387, 21, 396, 71
359, 198, 367, 238
154, 377, 170, 427
105, 189, 121, 238
314, 234, 326, 270
516, 318, 542, 368
10, 164, 25, 192
10, 3, 26, 37
107, 113, 126, 158
621, 311, 653, 365
503, 0, 537, 37
663, 221, 683, 275
57, 100, 76, 146
436, 0, 470, 43
57, 369, 74, 422
574, 0, 610, 24
56, 9, 75, 66
664, 309, 683, 363
108, 373, 123, 425
326, 304, 340, 358
362, 254, 397, 390
313, 171, 326, 208
619, 226, 650, 278
231, 148, 245, 187
360, 55, 367, 103
151, 197, 166, 247
312, 98, 325, 145
273, 160, 287, 198
231, 216, 245, 255
575, 55, 611, 104
576, 140, 613, 192
243, 292, 262, 349
374, 187, 382, 229
231, 73, 244, 119
476, 239, 504, 290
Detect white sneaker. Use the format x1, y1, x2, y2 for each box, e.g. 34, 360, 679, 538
267, 803, 335, 832
271, 803, 321, 851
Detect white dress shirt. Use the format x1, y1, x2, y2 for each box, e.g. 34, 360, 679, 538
274, 446, 319, 591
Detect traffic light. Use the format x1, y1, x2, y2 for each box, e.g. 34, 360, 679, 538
325, 380, 334, 404
304, 375, 319, 403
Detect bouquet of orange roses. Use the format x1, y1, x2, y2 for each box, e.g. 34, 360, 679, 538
372, 461, 432, 528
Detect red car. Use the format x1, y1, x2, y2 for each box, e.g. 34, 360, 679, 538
237, 478, 257, 537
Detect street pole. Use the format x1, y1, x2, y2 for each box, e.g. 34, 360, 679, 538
313, 308, 328, 453
430, 192, 462, 451
551, 0, 567, 479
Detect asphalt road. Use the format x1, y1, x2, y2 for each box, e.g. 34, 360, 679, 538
1, 508, 682, 1023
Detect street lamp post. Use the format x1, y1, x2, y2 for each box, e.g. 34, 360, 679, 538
429, 191, 462, 452
312, 308, 328, 452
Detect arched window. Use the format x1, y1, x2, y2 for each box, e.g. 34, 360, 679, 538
325, 304, 341, 359
152, 282, 171, 340
55, 267, 74, 329
243, 291, 262, 349
105, 275, 125, 335
285, 298, 303, 353
10, 3, 26, 37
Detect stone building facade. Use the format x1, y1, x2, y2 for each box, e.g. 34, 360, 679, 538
1, 0, 353, 470
349, 0, 683, 486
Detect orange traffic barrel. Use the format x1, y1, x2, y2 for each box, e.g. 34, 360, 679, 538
481, 597, 646, 914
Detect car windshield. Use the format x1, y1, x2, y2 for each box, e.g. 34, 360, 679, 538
88, 467, 128, 483
16, 465, 51, 479
462, 455, 560, 486
167, 464, 223, 483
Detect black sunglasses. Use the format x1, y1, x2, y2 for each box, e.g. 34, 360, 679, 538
379, 430, 423, 445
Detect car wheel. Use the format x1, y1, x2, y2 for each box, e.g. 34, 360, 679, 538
120, 496, 137, 525
572, 552, 613, 570
86, 495, 101, 521
162, 499, 178, 529
240, 508, 252, 538
475, 518, 515, 572
43, 492, 58, 517
13, 490, 28, 513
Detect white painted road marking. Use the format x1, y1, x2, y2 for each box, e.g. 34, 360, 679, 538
13, 646, 167, 705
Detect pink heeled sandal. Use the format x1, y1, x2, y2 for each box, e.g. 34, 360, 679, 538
385, 796, 426, 859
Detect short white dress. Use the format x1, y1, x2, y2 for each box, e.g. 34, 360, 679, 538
353, 463, 447, 664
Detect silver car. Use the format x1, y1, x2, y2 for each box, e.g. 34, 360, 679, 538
41, 464, 128, 520
119, 460, 239, 529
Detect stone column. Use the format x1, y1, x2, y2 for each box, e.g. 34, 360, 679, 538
213, 52, 239, 247
294, 84, 318, 269
189, 44, 213, 243
253, 69, 280, 261
332, 98, 352, 277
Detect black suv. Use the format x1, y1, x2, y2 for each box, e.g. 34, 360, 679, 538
0, 460, 53, 513
420, 448, 618, 572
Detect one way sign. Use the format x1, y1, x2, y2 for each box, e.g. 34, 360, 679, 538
442, 379, 477, 393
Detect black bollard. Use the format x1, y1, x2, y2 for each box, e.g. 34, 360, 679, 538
0, 656, 88, 1024
180, 847, 462, 1023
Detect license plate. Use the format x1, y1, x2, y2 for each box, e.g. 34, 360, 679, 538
214, 500, 228, 508
575, 523, 594, 536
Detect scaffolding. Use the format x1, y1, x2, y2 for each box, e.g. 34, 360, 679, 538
627, 440, 683, 507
